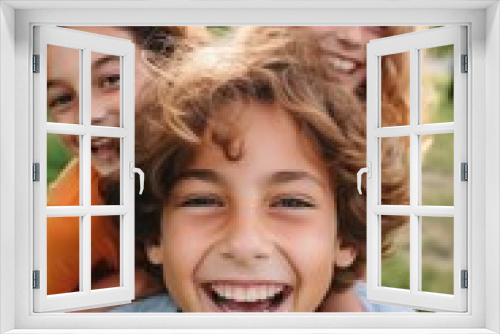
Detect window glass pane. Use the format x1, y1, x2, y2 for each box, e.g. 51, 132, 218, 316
91, 215, 121, 290
47, 134, 80, 206
421, 216, 454, 294
421, 133, 454, 206
47, 216, 81, 295
381, 215, 410, 290
91, 52, 121, 128
47, 45, 81, 125
420, 45, 454, 124
381, 137, 410, 205
381, 51, 410, 127
91, 136, 121, 205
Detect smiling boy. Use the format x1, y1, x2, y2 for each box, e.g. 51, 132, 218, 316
106, 35, 409, 312
144, 101, 355, 312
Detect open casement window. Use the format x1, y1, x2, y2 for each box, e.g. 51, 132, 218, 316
33, 26, 138, 312
364, 26, 467, 312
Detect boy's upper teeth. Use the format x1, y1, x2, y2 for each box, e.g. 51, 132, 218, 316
332, 57, 356, 71
211, 283, 283, 302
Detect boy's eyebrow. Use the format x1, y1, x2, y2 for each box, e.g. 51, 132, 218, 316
92, 55, 120, 71
176, 169, 224, 184
267, 170, 325, 189
47, 79, 66, 89
175, 169, 324, 188
47, 56, 119, 88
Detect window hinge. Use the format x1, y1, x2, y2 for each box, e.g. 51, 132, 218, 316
33, 54, 40, 73
461, 162, 468, 181
461, 54, 468, 73
461, 270, 468, 289
33, 163, 40, 182
33, 270, 40, 289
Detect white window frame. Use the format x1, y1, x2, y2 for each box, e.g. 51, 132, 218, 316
0, 1, 499, 333
32, 25, 136, 313
365, 26, 468, 312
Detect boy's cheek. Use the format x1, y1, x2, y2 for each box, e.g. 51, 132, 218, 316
159, 226, 209, 290
158, 246, 202, 312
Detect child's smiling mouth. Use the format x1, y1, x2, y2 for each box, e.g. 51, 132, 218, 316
91, 137, 121, 175
200, 281, 293, 312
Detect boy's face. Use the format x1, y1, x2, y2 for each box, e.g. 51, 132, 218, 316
147, 102, 356, 312
47, 26, 150, 175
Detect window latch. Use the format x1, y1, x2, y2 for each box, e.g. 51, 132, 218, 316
357, 162, 372, 195
129, 162, 144, 195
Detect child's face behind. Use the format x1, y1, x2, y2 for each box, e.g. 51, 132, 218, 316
46, 27, 150, 176
147, 102, 356, 312
305, 26, 385, 95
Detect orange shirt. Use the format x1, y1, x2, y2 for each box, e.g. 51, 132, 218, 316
46, 159, 120, 295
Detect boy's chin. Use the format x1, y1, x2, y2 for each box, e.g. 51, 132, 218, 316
195, 284, 295, 312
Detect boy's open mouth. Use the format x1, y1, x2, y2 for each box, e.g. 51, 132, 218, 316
91, 137, 120, 174
201, 282, 293, 312
331, 56, 357, 74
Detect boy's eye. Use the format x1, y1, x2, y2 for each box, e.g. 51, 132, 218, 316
49, 92, 75, 110
271, 196, 315, 209
180, 196, 223, 208
98, 74, 120, 90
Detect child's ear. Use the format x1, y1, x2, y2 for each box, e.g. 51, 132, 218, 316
334, 244, 356, 268
146, 244, 164, 265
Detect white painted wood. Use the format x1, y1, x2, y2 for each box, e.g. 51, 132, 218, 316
3, 0, 497, 10
81, 47, 92, 297
46, 123, 129, 138
46, 206, 129, 217
0, 330, 498, 334
373, 123, 455, 137
0, 2, 17, 333
366, 35, 379, 305
366, 26, 468, 312
32, 26, 135, 313
409, 46, 420, 302
122, 29, 136, 297
372, 205, 454, 217
484, 4, 500, 333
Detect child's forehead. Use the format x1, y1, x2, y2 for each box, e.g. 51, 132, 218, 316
47, 46, 81, 80
203, 100, 289, 137
193, 101, 328, 171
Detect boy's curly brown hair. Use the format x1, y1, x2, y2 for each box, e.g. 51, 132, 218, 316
105, 29, 409, 296
123, 26, 209, 55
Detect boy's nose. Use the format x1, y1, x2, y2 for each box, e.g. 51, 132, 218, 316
218, 210, 273, 266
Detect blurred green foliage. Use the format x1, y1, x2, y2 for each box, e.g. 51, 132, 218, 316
207, 26, 232, 38
47, 133, 72, 186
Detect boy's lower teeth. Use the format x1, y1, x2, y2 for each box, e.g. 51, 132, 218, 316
218, 299, 275, 312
